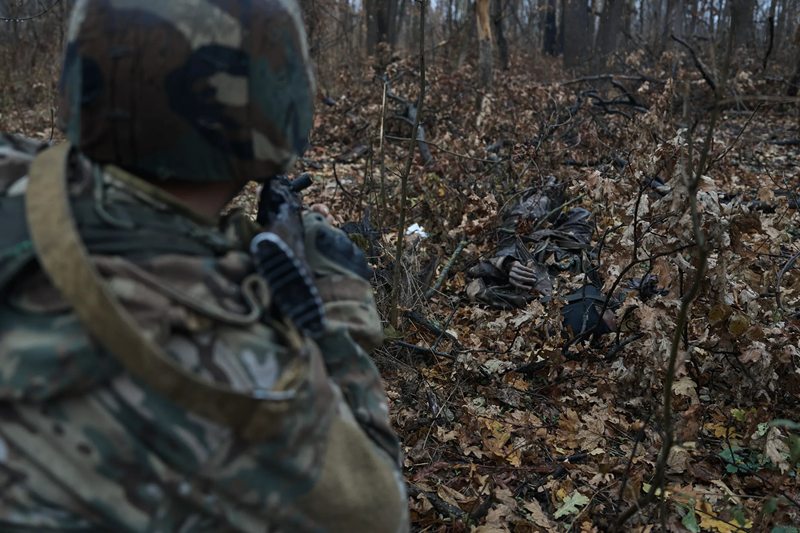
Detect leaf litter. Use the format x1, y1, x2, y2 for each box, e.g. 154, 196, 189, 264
5, 48, 800, 532
284, 53, 800, 532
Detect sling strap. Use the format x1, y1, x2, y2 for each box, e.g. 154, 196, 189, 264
25, 142, 307, 441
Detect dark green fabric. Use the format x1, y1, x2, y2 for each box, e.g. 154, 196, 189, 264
0, 194, 237, 292
0, 196, 36, 290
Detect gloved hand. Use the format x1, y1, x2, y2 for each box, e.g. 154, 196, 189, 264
508, 260, 538, 292
307, 203, 336, 226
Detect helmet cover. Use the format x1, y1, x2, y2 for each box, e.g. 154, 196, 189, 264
57, 0, 316, 182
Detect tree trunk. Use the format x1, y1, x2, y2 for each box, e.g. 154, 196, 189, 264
595, 0, 625, 70
731, 0, 756, 47
366, 0, 392, 54
395, 0, 409, 48
686, 0, 697, 37
544, 0, 558, 55
456, 0, 477, 69
341, 0, 354, 58
476, 0, 494, 108
559, 0, 566, 54
660, 0, 680, 53
447, 0, 454, 39
298, 0, 320, 55
492, 0, 509, 70
387, 0, 397, 47
366, 0, 378, 55
788, 21, 800, 96
637, 0, 644, 35
776, 0, 788, 50
563, 0, 592, 71
764, 0, 778, 69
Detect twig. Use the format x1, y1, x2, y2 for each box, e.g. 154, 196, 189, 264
378, 83, 388, 229
604, 332, 644, 361
432, 304, 461, 352
614, 18, 734, 528
426, 238, 472, 299
736, 137, 800, 146
546, 74, 663, 86
389, 0, 427, 328
671, 34, 717, 92
509, 360, 547, 375
332, 163, 358, 204
709, 104, 761, 169
384, 135, 498, 163
407, 485, 468, 523
393, 340, 456, 360
404, 309, 463, 350
616, 427, 647, 505
1, 0, 62, 21
775, 249, 800, 311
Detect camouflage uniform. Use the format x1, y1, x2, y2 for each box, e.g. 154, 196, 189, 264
0, 1, 409, 532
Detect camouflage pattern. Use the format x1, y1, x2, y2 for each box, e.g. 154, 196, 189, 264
57, 0, 315, 182
0, 137, 409, 532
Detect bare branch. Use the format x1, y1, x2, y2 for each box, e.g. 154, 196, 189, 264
389, 0, 427, 328
671, 34, 717, 93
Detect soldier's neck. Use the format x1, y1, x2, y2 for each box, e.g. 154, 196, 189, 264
151, 180, 246, 218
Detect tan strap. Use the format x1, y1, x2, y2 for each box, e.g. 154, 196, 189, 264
24, 143, 296, 441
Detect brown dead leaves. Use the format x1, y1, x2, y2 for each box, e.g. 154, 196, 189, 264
288, 54, 800, 531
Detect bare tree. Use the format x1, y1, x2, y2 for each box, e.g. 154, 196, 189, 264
543, 0, 559, 55
476, 0, 494, 108
563, 0, 593, 70
788, 18, 800, 95
366, 0, 390, 54
660, 0, 683, 53
595, 0, 625, 71
733, 0, 757, 46
492, 0, 509, 70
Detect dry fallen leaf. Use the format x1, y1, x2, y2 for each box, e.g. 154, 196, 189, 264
728, 312, 752, 337
672, 376, 699, 405
764, 426, 791, 474
523, 499, 557, 529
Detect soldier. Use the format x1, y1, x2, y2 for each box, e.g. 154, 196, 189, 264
466, 179, 614, 339
0, 1, 409, 532
465, 179, 666, 342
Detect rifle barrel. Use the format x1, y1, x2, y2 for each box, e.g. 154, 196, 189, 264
290, 173, 313, 193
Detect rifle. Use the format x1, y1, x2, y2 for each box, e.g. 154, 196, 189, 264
250, 173, 327, 338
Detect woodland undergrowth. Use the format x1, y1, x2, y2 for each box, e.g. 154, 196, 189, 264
292, 50, 800, 532
3, 34, 800, 532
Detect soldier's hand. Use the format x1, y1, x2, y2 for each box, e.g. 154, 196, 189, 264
308, 203, 336, 226
256, 180, 336, 225
508, 261, 537, 292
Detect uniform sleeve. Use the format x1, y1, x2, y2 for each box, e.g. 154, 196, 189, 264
301, 213, 400, 462
303, 212, 384, 352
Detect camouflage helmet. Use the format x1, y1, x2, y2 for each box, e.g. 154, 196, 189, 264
57, 0, 315, 182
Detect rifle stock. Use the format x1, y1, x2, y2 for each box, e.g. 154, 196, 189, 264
250, 174, 327, 338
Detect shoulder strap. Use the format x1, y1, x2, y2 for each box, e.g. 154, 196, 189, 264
25, 143, 305, 441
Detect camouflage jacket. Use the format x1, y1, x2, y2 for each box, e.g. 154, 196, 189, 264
0, 133, 409, 533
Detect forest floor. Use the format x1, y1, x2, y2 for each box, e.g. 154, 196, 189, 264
3, 51, 800, 532
290, 54, 800, 533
